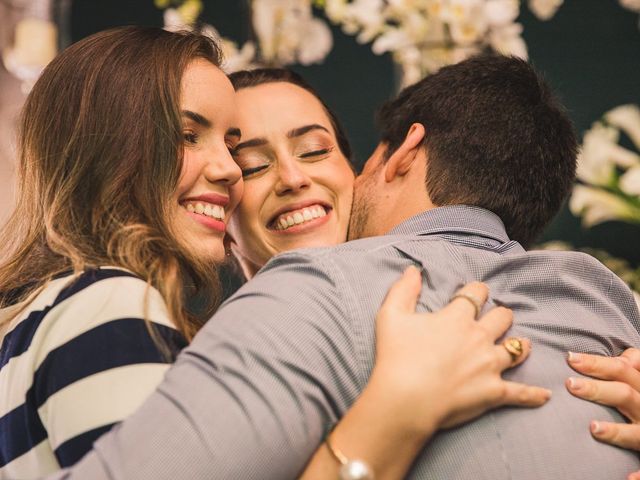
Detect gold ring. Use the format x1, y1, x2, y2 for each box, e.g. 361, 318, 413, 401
450, 292, 482, 319
503, 337, 524, 363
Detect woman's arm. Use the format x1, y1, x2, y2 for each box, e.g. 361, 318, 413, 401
300, 267, 550, 479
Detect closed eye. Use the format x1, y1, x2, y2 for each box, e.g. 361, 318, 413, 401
242, 165, 269, 177
299, 148, 332, 159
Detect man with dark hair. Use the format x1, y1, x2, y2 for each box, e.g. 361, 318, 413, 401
50, 55, 640, 479
351, 55, 576, 247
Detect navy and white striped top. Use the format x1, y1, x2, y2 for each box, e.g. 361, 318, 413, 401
0, 268, 186, 478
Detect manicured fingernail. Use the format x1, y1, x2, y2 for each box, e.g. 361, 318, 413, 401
568, 351, 582, 364
405, 265, 420, 276
567, 377, 585, 391
591, 420, 605, 435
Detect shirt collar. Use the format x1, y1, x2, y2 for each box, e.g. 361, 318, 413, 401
387, 205, 511, 244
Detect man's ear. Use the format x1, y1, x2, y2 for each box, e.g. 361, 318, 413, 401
384, 123, 426, 183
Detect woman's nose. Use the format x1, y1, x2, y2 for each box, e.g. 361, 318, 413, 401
204, 146, 242, 187
274, 160, 311, 196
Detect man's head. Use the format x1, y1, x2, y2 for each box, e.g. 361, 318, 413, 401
349, 54, 578, 247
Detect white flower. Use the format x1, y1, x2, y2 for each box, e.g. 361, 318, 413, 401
484, 0, 520, 27
164, 8, 189, 31
372, 28, 412, 54
251, 0, 332, 66
449, 18, 487, 46
342, 0, 386, 41
577, 121, 640, 185
576, 122, 618, 185
319, 0, 532, 88
528, 0, 564, 20
488, 23, 528, 58
177, 0, 203, 25
605, 104, 640, 150
441, 0, 482, 24
570, 185, 639, 227
297, 18, 333, 65
398, 58, 423, 87
324, 0, 349, 22
221, 41, 257, 73
163, 1, 203, 30
620, 166, 640, 196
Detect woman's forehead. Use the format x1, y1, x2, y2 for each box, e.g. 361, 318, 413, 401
235, 82, 333, 132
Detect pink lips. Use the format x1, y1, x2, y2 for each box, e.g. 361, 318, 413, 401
267, 200, 332, 235
181, 193, 229, 233
186, 212, 226, 233
270, 210, 331, 235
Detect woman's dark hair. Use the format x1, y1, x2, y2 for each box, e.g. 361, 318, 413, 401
228, 68, 353, 163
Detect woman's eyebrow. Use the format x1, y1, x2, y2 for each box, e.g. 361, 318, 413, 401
234, 124, 330, 152
234, 137, 268, 151
181, 110, 211, 128
286, 124, 329, 138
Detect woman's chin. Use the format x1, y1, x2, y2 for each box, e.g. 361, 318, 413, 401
179, 238, 226, 265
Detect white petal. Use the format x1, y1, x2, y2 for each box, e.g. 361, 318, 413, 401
569, 185, 637, 227
297, 19, 333, 65
605, 104, 640, 150
484, 0, 520, 26
372, 28, 411, 54
527, 0, 564, 21
620, 166, 640, 196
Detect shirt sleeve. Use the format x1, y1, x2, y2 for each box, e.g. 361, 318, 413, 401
45, 253, 362, 480
34, 274, 185, 468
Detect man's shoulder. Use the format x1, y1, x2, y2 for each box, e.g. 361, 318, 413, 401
259, 233, 445, 274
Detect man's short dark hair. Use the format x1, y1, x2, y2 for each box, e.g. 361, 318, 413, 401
376, 54, 578, 247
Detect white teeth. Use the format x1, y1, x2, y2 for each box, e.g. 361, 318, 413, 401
273, 204, 329, 231
303, 209, 313, 221
183, 202, 225, 220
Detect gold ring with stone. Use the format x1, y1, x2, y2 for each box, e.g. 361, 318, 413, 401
502, 337, 524, 363
450, 292, 482, 319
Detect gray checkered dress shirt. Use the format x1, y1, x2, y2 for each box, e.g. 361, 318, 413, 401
50, 205, 640, 479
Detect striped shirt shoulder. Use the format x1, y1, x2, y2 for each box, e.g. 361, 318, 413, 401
0, 268, 186, 478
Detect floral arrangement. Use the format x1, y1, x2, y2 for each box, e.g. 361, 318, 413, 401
569, 104, 640, 228
156, 0, 333, 72
544, 104, 640, 302
155, 0, 640, 86
319, 0, 529, 87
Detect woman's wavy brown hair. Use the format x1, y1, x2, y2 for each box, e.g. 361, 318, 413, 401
0, 26, 224, 341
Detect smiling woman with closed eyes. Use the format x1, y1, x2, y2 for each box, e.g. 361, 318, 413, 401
227, 69, 355, 279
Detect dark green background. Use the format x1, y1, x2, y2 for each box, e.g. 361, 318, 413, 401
70, 0, 640, 266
